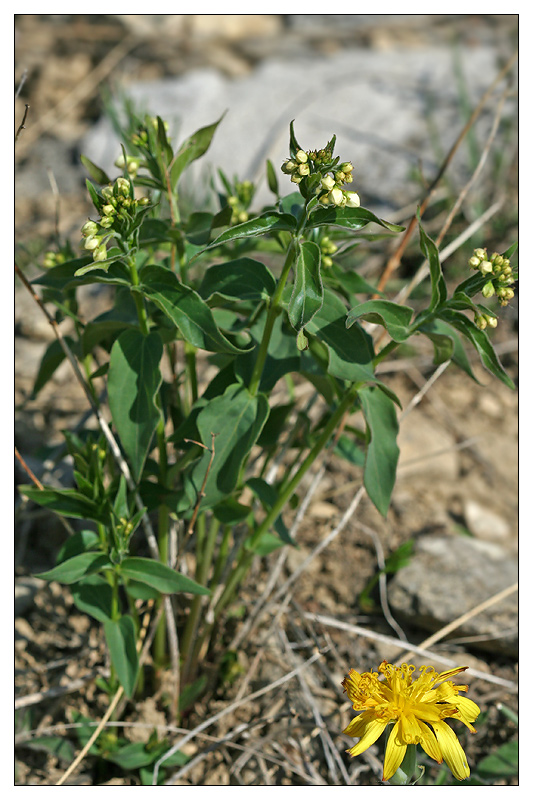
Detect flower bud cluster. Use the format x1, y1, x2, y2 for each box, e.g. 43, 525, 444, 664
469, 247, 516, 307
227, 180, 254, 225
281, 148, 360, 209
131, 116, 169, 148
114, 153, 142, 177
42, 250, 67, 269
81, 176, 150, 261
319, 235, 338, 268
474, 312, 498, 331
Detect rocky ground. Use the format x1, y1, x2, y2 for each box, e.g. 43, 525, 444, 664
15, 15, 518, 786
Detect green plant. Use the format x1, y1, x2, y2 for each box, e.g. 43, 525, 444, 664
17, 112, 516, 728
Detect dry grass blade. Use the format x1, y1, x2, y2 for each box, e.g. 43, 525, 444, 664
302, 612, 516, 691
156, 648, 328, 786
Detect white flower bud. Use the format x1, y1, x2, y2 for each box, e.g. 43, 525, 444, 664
295, 150, 308, 164
321, 175, 336, 192
479, 260, 493, 275
84, 235, 100, 251
344, 191, 360, 208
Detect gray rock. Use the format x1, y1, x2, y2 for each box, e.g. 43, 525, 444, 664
80, 44, 508, 212
464, 499, 512, 545
15, 577, 45, 617
388, 534, 517, 657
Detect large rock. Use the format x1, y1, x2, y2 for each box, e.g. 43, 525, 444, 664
81, 44, 508, 212
388, 534, 517, 657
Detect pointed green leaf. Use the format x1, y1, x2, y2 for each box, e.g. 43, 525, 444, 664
104, 616, 139, 697
80, 154, 111, 185
288, 240, 323, 332
359, 385, 400, 516
170, 116, 225, 188
71, 574, 114, 622
203, 212, 297, 251
266, 158, 279, 196
32, 336, 75, 397
136, 264, 252, 354
120, 557, 210, 595
186, 383, 270, 509
19, 485, 108, 524
35, 551, 111, 584
304, 289, 375, 382
439, 309, 515, 389
346, 299, 414, 342
199, 257, 276, 304
107, 329, 164, 482
418, 219, 447, 311
306, 205, 404, 233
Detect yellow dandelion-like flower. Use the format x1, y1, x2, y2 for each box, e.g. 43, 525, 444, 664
341, 661, 480, 782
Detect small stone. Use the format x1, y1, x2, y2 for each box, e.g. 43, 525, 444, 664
464, 499, 511, 543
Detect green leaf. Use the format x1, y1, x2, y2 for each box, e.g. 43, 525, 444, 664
477, 739, 518, 779
304, 289, 375, 382
439, 309, 515, 389
416, 317, 479, 381
306, 205, 404, 233
120, 557, 210, 595
23, 736, 76, 765
186, 383, 270, 509
170, 115, 225, 188
359, 385, 399, 516
35, 551, 111, 584
137, 264, 252, 354
71, 574, 114, 622
288, 240, 323, 333
346, 299, 414, 342
31, 337, 75, 397
80, 154, 111, 184
107, 742, 160, 770
32, 258, 131, 290
56, 529, 100, 563
104, 616, 139, 698
199, 257, 276, 304
266, 158, 279, 196
19, 485, 108, 524
204, 212, 297, 250
107, 329, 164, 482
418, 219, 447, 311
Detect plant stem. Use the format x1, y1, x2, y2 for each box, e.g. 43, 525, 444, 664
196, 380, 362, 654
181, 513, 220, 683
128, 255, 150, 336
248, 239, 297, 396
154, 418, 170, 666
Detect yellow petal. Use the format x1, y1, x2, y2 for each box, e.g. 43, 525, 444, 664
432, 720, 471, 780
343, 710, 374, 738
383, 722, 407, 781
346, 716, 389, 758
417, 721, 443, 764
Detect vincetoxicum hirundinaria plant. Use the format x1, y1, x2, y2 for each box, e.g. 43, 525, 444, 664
19, 114, 516, 711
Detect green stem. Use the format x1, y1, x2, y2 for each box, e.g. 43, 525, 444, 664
128, 255, 150, 336
181, 514, 220, 683
196, 380, 362, 653
248, 239, 297, 396
154, 419, 170, 666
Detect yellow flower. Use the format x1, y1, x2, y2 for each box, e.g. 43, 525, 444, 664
342, 661, 480, 782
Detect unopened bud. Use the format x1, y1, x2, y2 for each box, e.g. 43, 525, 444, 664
291, 173, 303, 184
84, 235, 101, 251
474, 313, 487, 330
487, 315, 498, 328
473, 248, 487, 260
93, 244, 108, 262
295, 150, 308, 164
281, 159, 297, 174
329, 187, 345, 207
99, 216, 114, 228
479, 260, 493, 275
344, 191, 361, 208
115, 177, 130, 197
321, 175, 336, 192
102, 204, 115, 216
298, 163, 310, 176
340, 161, 354, 173
482, 281, 495, 298
469, 256, 481, 269
81, 220, 99, 237
137, 196, 150, 206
